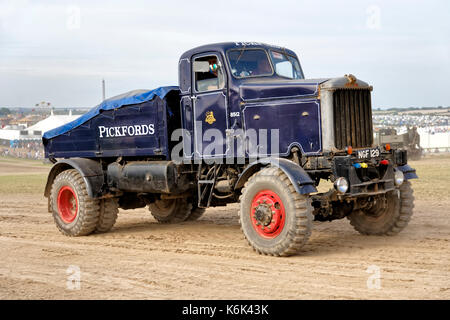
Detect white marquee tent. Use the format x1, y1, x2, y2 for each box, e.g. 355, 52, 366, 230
0, 111, 80, 141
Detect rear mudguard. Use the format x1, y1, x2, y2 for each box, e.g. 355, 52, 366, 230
396, 164, 418, 180
235, 158, 317, 194
44, 158, 104, 199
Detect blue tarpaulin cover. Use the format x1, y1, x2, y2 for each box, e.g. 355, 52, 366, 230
43, 86, 179, 140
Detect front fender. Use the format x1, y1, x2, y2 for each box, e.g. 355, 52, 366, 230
44, 158, 104, 199
396, 164, 418, 180
235, 158, 317, 194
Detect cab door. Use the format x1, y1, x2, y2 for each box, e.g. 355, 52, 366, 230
191, 52, 228, 160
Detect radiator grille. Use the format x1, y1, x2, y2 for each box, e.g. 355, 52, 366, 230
333, 89, 373, 149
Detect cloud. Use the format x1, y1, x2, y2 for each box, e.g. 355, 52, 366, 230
0, 0, 449, 107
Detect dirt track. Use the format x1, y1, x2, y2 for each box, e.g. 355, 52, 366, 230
0, 161, 449, 299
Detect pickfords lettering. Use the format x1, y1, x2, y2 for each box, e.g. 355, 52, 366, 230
98, 124, 155, 138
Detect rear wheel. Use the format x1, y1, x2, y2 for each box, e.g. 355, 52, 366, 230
186, 203, 206, 221
50, 169, 100, 236
96, 198, 119, 233
148, 198, 192, 223
239, 167, 313, 257
348, 181, 414, 235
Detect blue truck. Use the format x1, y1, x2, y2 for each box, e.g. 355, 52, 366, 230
43, 42, 417, 256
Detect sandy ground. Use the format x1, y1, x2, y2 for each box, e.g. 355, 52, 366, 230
0, 161, 449, 300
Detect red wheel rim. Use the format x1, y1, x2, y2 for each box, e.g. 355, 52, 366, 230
250, 190, 285, 239
57, 186, 78, 223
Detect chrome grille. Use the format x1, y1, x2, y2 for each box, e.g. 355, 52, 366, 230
333, 89, 373, 149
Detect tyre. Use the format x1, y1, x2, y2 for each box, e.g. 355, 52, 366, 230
348, 181, 414, 235
185, 204, 206, 221
96, 198, 119, 233
239, 167, 313, 257
50, 169, 100, 236
148, 198, 192, 223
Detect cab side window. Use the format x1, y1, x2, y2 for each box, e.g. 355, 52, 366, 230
194, 55, 225, 93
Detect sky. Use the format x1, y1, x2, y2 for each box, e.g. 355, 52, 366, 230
0, 0, 449, 109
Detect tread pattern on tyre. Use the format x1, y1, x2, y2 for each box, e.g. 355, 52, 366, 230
186, 206, 206, 221
349, 181, 415, 236
387, 181, 415, 235
239, 167, 313, 257
50, 169, 100, 236
96, 198, 119, 233
149, 198, 193, 223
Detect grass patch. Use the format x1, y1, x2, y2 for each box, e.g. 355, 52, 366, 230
408, 155, 450, 201
0, 156, 51, 168
0, 174, 47, 195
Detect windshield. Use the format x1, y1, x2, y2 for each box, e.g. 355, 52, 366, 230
269, 50, 304, 79
227, 49, 273, 78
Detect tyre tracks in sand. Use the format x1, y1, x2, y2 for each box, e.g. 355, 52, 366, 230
0, 193, 449, 299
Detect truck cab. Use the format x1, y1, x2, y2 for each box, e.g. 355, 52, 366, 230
179, 42, 322, 160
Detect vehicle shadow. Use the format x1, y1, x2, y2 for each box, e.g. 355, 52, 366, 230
104, 214, 415, 258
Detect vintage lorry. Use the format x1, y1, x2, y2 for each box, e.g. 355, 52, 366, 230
374, 127, 423, 160
43, 42, 417, 256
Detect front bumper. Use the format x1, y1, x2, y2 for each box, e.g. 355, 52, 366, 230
331, 149, 417, 197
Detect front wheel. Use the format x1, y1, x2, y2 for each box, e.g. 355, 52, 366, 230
239, 167, 313, 257
348, 181, 414, 235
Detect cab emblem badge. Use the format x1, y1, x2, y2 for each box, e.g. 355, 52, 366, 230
205, 111, 216, 124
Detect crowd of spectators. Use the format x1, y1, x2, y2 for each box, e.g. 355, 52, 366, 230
425, 126, 450, 134
373, 114, 450, 129
0, 139, 44, 159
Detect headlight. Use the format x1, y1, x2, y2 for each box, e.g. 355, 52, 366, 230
334, 177, 349, 194
394, 170, 404, 186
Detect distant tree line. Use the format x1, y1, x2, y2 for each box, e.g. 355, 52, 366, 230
0, 108, 11, 116
375, 106, 450, 112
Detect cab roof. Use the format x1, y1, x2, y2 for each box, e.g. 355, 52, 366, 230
179, 42, 298, 61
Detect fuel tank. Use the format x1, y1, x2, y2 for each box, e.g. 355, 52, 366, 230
107, 161, 189, 194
